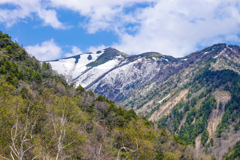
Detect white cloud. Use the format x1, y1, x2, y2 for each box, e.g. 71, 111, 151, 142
2, 0, 240, 57
88, 44, 107, 53
25, 39, 62, 61
49, 0, 157, 33
49, 0, 240, 57
65, 46, 83, 57
112, 0, 240, 57
37, 9, 67, 29
0, 0, 67, 29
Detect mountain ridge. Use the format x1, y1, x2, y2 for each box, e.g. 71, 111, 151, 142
51, 43, 237, 102
121, 43, 240, 159
49, 44, 229, 101
0, 31, 214, 160
44, 38, 240, 159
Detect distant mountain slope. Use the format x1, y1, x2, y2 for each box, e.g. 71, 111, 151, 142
122, 43, 240, 159
123, 43, 240, 118
48, 48, 194, 102
48, 43, 240, 104
46, 35, 240, 159
47, 48, 127, 87
0, 31, 213, 160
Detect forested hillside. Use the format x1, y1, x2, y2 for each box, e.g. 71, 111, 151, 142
222, 140, 240, 160
0, 32, 214, 159
121, 43, 240, 159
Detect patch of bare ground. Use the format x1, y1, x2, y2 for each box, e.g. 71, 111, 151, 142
210, 126, 240, 160
136, 100, 154, 114
207, 90, 231, 142
196, 98, 205, 110
178, 114, 187, 130
197, 90, 231, 160
196, 134, 202, 155
149, 89, 189, 122
212, 58, 240, 75
178, 98, 205, 131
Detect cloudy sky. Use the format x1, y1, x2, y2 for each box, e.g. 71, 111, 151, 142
1, 0, 240, 61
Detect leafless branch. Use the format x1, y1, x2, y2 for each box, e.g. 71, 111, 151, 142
0, 154, 10, 160
117, 139, 138, 160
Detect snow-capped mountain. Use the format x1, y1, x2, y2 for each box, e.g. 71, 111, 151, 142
48, 50, 104, 84
48, 44, 240, 102
47, 47, 186, 101
47, 43, 240, 159
47, 48, 126, 87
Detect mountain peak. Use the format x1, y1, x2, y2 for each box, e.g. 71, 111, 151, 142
139, 52, 162, 57
86, 48, 127, 67
103, 47, 129, 58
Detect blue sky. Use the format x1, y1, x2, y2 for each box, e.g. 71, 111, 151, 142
1, 0, 240, 61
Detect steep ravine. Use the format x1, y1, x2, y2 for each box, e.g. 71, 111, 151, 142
149, 89, 189, 122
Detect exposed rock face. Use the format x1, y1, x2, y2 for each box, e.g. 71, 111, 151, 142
149, 89, 189, 122
48, 48, 189, 102
48, 43, 240, 104
118, 44, 240, 160
87, 54, 184, 101
89, 43, 240, 102
123, 43, 240, 116
48, 43, 240, 160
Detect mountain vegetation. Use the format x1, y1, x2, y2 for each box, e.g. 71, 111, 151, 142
223, 140, 240, 160
121, 43, 240, 159
0, 32, 215, 159
159, 68, 240, 144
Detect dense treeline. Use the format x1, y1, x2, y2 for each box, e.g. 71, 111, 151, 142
177, 94, 216, 146
195, 69, 240, 136
159, 66, 240, 147
0, 32, 213, 159
223, 141, 240, 160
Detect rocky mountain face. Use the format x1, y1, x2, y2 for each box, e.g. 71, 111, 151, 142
47, 48, 127, 87
123, 43, 240, 114
122, 43, 240, 159
0, 32, 214, 160
48, 46, 210, 102
48, 43, 240, 159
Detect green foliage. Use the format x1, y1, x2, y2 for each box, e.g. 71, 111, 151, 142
224, 84, 230, 91
76, 84, 85, 92
162, 68, 240, 148
199, 90, 207, 99
191, 95, 199, 107
20, 87, 31, 99
0, 32, 213, 160
42, 61, 51, 69
201, 130, 209, 145
6, 45, 12, 54
223, 141, 240, 160
210, 138, 214, 146
219, 102, 223, 110
174, 135, 187, 146
178, 94, 216, 146
0, 58, 24, 86
106, 104, 138, 128
96, 95, 114, 104
31, 70, 43, 82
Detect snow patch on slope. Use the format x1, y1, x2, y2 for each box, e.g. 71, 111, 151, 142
158, 94, 171, 103
50, 58, 76, 76
48, 50, 104, 82
88, 58, 162, 100
71, 52, 103, 78
74, 59, 121, 87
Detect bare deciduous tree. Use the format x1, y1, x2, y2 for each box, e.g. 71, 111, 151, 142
0, 101, 42, 160
117, 139, 138, 160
